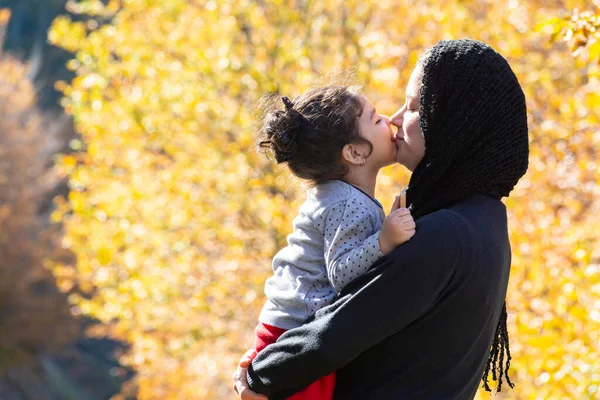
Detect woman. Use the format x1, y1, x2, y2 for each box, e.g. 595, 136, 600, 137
234, 39, 529, 399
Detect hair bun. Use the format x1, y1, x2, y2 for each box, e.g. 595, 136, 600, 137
273, 109, 303, 163
259, 97, 307, 164
282, 96, 294, 110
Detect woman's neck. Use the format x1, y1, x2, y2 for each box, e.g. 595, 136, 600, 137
343, 168, 378, 198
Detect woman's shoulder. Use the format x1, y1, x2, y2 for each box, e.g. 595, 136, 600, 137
417, 195, 508, 247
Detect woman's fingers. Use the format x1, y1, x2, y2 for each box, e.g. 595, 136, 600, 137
240, 388, 269, 400
232, 349, 266, 399
238, 348, 257, 368
232, 365, 246, 394
232, 365, 268, 399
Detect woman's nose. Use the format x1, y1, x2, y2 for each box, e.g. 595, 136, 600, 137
390, 109, 403, 127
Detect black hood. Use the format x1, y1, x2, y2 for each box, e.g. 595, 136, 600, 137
407, 39, 529, 219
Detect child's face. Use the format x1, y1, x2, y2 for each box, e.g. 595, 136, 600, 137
357, 96, 397, 169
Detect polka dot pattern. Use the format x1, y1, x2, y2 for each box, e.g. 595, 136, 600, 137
259, 181, 386, 330
324, 196, 385, 293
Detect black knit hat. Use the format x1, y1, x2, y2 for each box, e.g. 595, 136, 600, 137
406, 39, 529, 219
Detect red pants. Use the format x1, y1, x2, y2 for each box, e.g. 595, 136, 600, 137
254, 322, 336, 400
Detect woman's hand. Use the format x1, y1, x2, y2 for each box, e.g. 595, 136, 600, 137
232, 349, 268, 400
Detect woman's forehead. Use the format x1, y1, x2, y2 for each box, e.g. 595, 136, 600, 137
407, 65, 424, 95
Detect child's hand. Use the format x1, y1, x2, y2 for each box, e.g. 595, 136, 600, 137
379, 196, 416, 254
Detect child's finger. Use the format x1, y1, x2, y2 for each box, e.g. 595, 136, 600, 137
403, 220, 416, 230
392, 207, 410, 217
400, 213, 414, 221
400, 190, 406, 208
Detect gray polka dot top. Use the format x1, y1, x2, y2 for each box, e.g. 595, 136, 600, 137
259, 180, 385, 330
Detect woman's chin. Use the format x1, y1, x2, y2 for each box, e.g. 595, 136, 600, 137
390, 148, 400, 166
394, 145, 403, 164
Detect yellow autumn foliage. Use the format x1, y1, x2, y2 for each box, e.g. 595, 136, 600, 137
546, 3, 600, 64
48, 0, 599, 398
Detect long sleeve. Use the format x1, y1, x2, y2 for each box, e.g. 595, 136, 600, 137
259, 181, 386, 330
247, 211, 463, 399
322, 201, 383, 293
258, 206, 332, 329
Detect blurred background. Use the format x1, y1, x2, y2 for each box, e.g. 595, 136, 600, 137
0, 0, 598, 399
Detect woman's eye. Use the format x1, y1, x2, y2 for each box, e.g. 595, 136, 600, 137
376, 118, 382, 124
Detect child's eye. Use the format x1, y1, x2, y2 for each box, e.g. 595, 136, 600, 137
376, 118, 382, 124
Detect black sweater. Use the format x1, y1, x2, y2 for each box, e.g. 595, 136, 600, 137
247, 194, 511, 400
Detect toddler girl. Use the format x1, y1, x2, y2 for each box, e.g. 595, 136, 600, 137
252, 85, 415, 399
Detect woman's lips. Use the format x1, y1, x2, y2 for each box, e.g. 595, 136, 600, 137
393, 135, 404, 155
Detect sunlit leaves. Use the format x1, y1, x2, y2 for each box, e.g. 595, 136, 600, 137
540, 4, 600, 64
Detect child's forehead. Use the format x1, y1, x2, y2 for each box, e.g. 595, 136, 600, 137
357, 96, 376, 121
358, 95, 375, 110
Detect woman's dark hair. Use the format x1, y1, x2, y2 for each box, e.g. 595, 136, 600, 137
257, 85, 372, 186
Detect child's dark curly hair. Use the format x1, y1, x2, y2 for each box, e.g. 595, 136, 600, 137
258, 85, 372, 186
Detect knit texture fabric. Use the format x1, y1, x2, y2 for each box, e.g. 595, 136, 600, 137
406, 39, 529, 219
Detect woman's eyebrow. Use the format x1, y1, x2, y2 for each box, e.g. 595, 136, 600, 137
369, 107, 376, 120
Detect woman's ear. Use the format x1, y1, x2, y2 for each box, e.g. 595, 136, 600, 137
342, 143, 367, 166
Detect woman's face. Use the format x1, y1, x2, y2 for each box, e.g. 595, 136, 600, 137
390, 65, 425, 171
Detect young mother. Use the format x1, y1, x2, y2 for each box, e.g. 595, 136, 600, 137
234, 39, 529, 399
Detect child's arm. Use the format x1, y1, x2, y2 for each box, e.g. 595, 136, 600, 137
323, 201, 404, 293
323, 199, 414, 294
324, 209, 381, 294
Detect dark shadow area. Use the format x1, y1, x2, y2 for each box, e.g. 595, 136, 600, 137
1, 0, 75, 110
0, 3, 135, 398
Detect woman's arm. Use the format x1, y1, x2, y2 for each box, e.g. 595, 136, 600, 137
246, 211, 464, 398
